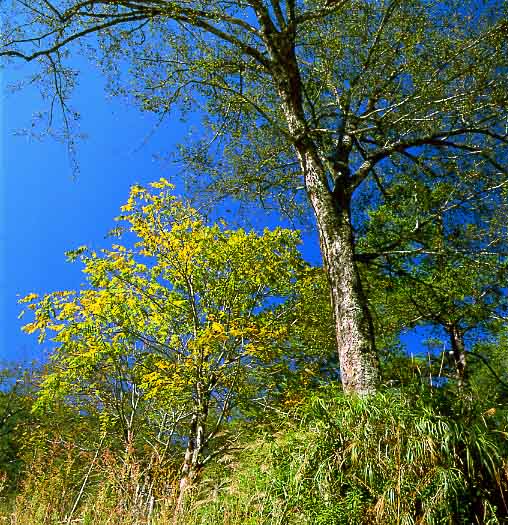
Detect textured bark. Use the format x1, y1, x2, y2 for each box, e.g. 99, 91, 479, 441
261, 24, 380, 395
173, 421, 202, 523
173, 394, 208, 523
299, 147, 380, 395
449, 325, 467, 388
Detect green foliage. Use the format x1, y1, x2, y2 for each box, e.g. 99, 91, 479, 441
468, 329, 508, 403
0, 367, 37, 497
16, 180, 312, 504
184, 386, 508, 525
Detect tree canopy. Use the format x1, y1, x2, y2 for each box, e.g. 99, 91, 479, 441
19, 179, 308, 501
3, 1, 508, 395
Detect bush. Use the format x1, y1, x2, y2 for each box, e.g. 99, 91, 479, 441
186, 386, 508, 525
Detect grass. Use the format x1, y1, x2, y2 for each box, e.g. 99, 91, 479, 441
2, 385, 508, 524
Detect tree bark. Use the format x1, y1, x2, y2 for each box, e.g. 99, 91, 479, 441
263, 27, 380, 395
298, 146, 380, 395
173, 418, 202, 524
173, 391, 208, 523
449, 324, 467, 388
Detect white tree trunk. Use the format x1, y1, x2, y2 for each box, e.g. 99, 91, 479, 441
266, 30, 380, 395
299, 146, 380, 395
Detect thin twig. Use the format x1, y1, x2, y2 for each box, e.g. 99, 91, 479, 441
66, 433, 106, 523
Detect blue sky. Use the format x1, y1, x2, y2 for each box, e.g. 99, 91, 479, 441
2, 61, 196, 363
0, 62, 434, 367
0, 54, 436, 368
1, 59, 323, 364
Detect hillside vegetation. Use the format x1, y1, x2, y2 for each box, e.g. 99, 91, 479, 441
1, 182, 507, 524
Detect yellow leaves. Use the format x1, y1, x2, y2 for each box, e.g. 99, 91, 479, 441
87, 300, 104, 316
120, 180, 174, 217
20, 180, 309, 420
111, 332, 124, 345
201, 345, 214, 358
19, 290, 80, 344
135, 263, 147, 273
173, 298, 188, 308
283, 395, 305, 409
19, 292, 39, 304
110, 256, 127, 271
129, 184, 144, 197
65, 246, 88, 262
125, 296, 138, 311
58, 302, 80, 319
142, 371, 160, 384
484, 407, 497, 417
52, 291, 75, 298
22, 322, 39, 335
155, 360, 170, 370
82, 343, 101, 359
120, 200, 134, 212
211, 321, 224, 334
195, 322, 228, 349
120, 184, 149, 212
141, 365, 187, 400
80, 290, 110, 318
149, 177, 173, 189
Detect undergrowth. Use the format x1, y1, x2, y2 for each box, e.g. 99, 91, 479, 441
3, 385, 508, 524
186, 386, 508, 525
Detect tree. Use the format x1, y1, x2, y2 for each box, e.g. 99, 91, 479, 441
0, 366, 36, 489
19, 180, 305, 505
360, 170, 508, 389
3, 0, 508, 394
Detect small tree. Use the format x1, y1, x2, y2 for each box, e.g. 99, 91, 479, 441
359, 170, 508, 389
20, 179, 305, 505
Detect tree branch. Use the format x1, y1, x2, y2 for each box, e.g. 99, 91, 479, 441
294, 0, 350, 25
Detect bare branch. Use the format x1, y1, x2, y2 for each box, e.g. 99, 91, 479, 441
269, 0, 286, 30
1, 14, 148, 61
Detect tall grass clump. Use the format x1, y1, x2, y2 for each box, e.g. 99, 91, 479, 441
186, 386, 508, 525
9, 438, 180, 524
5, 385, 508, 524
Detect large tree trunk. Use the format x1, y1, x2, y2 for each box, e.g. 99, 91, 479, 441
449, 324, 467, 388
263, 27, 380, 395
298, 146, 380, 395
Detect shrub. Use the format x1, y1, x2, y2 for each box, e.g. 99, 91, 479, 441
186, 386, 508, 525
